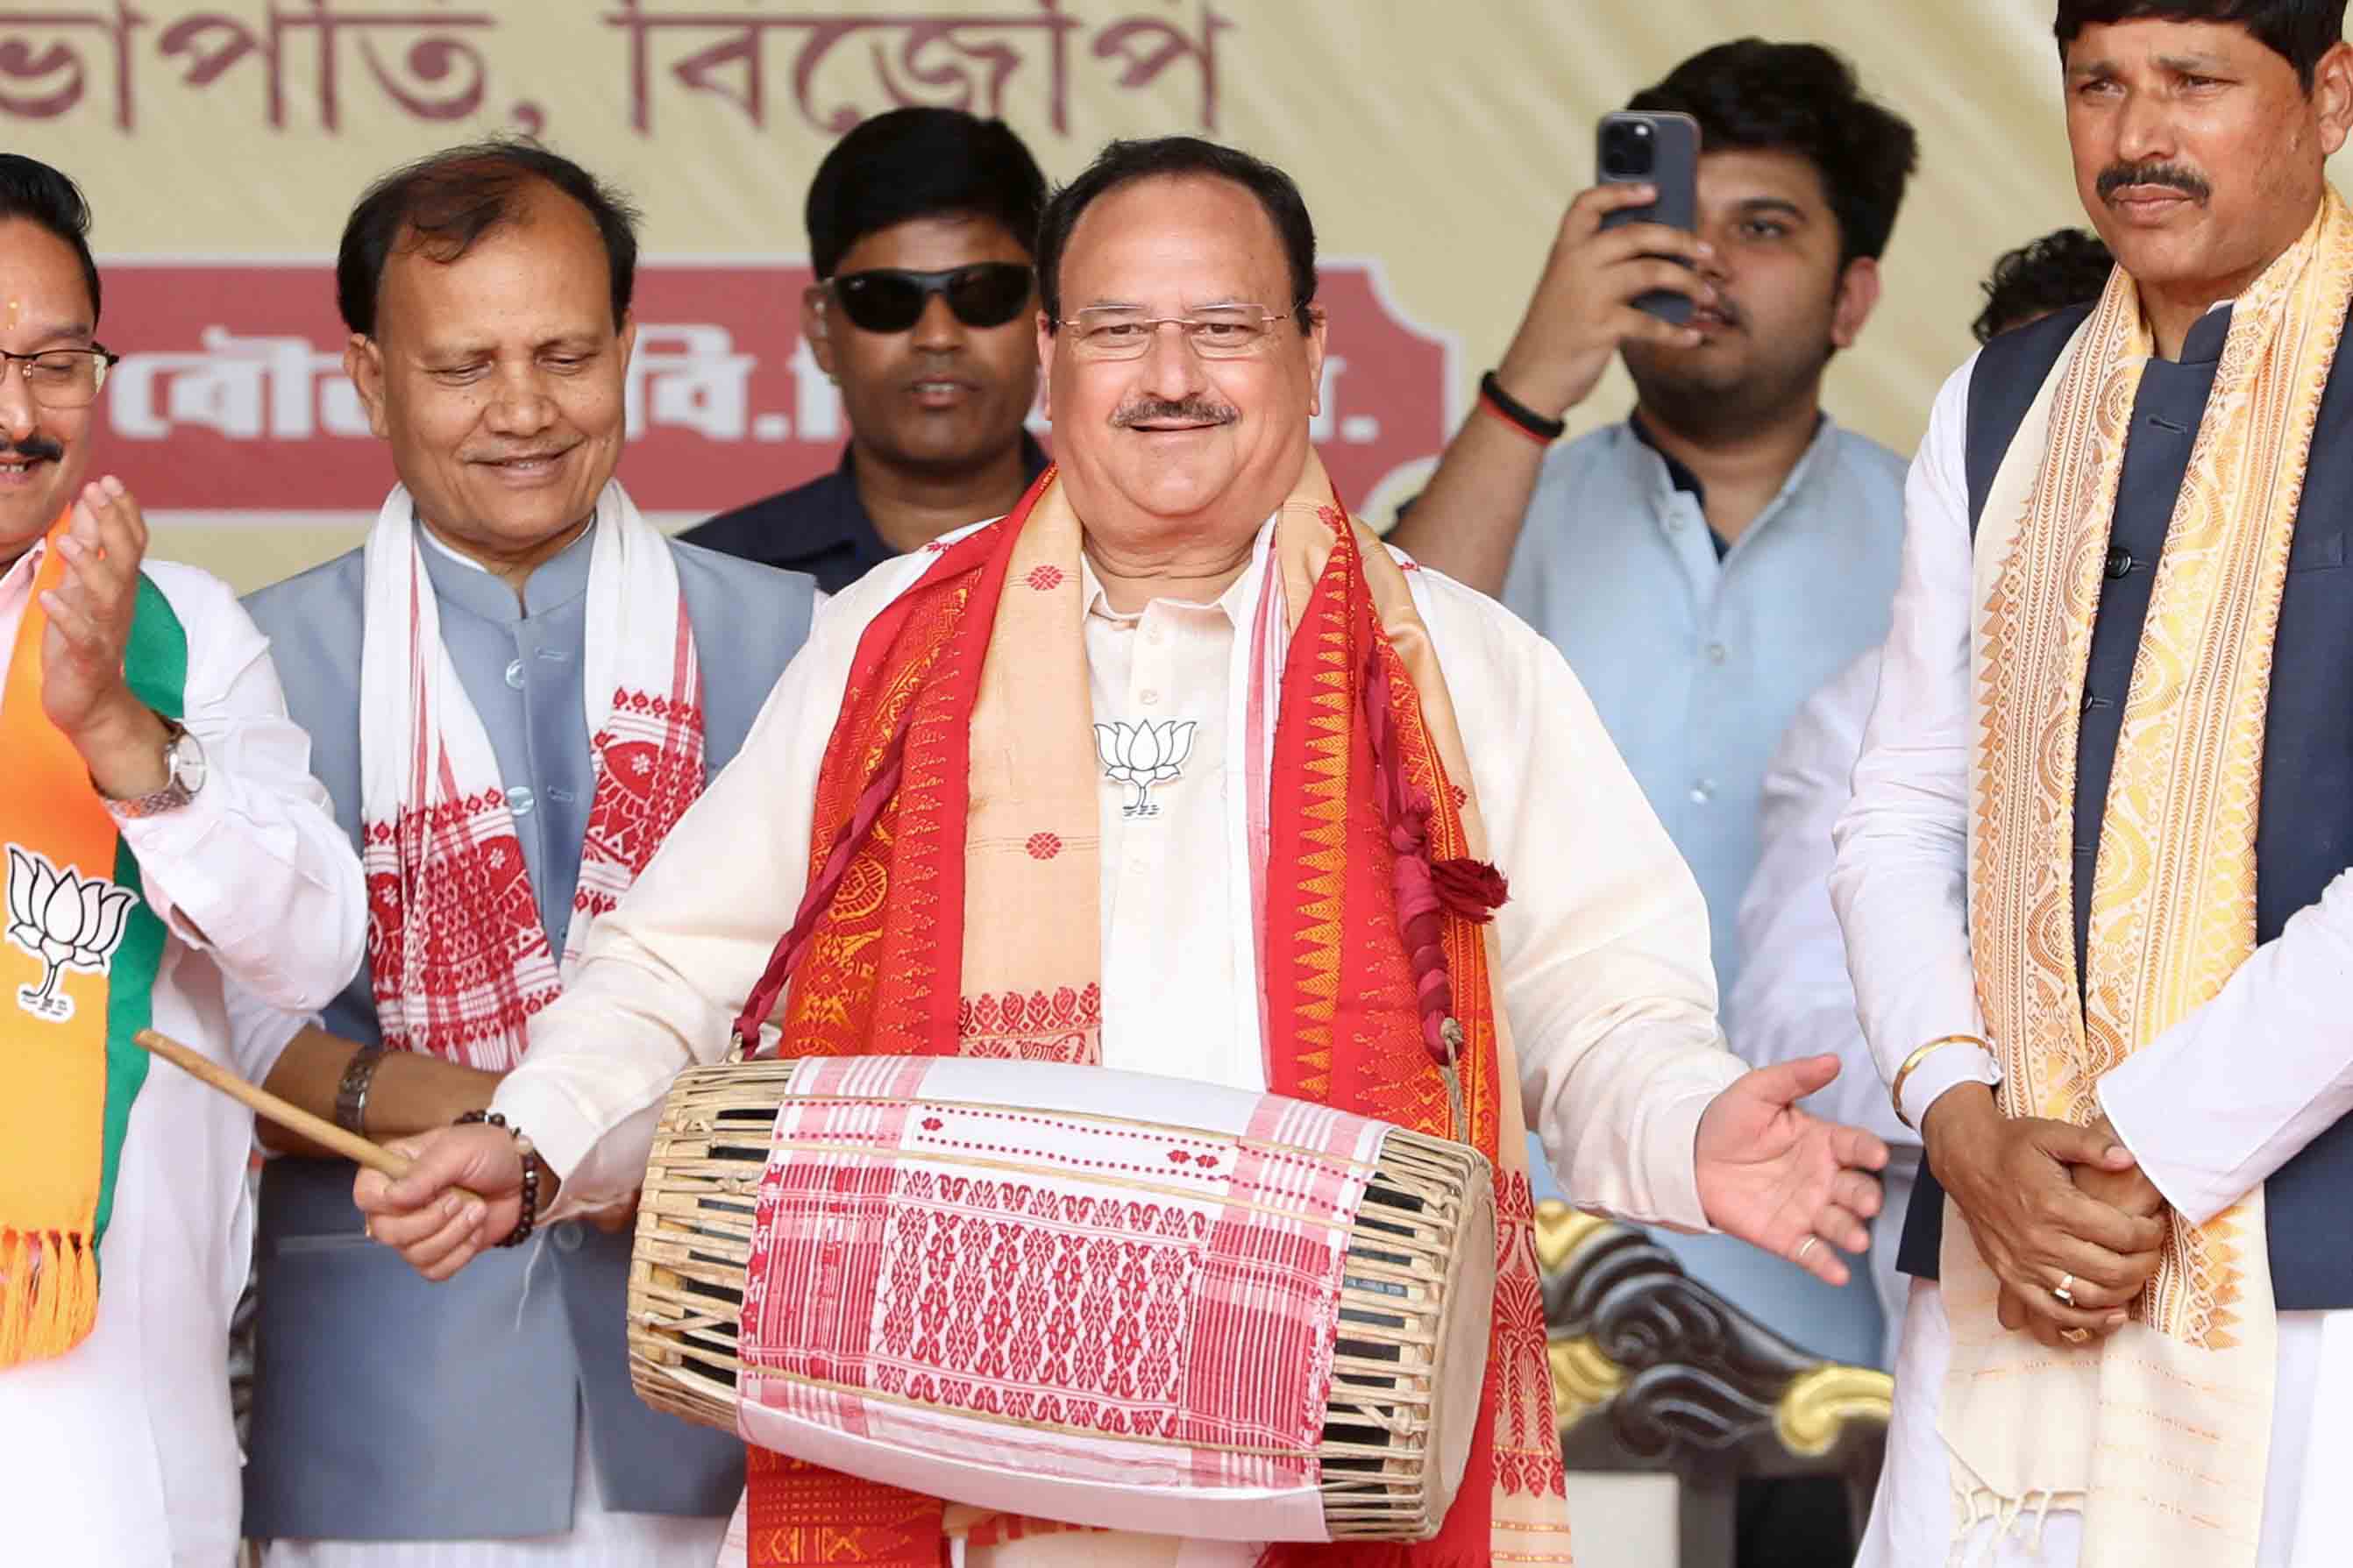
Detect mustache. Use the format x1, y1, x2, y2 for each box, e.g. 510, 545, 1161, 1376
1113, 395, 1238, 428
0, 436, 63, 462
1691, 291, 1744, 329
2097, 160, 2212, 204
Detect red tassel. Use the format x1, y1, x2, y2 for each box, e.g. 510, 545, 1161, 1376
1429, 857, 1509, 924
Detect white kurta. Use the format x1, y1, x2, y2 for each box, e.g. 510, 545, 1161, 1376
492, 515, 1750, 1561
0, 538, 366, 1564
1729, 644, 1918, 1368
1834, 354, 2353, 1566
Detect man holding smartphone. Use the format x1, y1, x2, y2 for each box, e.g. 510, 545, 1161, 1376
1392, 37, 1916, 1007
1389, 37, 1920, 1393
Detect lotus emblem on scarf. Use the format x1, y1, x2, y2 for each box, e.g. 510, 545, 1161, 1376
1093, 720, 1197, 819
5, 845, 136, 1024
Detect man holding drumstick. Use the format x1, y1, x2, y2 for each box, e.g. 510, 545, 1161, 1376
360, 137, 1890, 1568
0, 153, 364, 1564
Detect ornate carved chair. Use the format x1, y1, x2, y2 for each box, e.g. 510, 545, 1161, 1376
1537, 1203, 1894, 1568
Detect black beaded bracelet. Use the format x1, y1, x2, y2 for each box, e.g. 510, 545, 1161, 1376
454, 1109, 540, 1248
1479, 370, 1568, 443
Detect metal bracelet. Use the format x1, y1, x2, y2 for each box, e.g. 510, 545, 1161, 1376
333, 1046, 386, 1136
1889, 1033, 1993, 1131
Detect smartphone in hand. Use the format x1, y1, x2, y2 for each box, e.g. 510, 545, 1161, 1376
1596, 111, 1702, 324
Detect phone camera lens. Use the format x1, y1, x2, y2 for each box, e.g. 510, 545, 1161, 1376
1602, 121, 1655, 180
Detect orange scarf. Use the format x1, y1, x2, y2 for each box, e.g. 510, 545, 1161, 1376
733, 458, 1573, 1566
0, 516, 182, 1366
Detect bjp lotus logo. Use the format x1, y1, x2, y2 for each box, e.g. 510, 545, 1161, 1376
1093, 720, 1197, 819
6, 845, 136, 1023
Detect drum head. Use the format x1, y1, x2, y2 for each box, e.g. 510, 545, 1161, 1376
1427, 1161, 1497, 1508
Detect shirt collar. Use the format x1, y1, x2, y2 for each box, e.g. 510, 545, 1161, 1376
0, 531, 48, 594
1626, 410, 1709, 503
2180, 300, 2234, 365
783, 430, 1056, 567
1626, 408, 1836, 500
1078, 514, 1275, 628
1624, 408, 1838, 547
415, 512, 598, 624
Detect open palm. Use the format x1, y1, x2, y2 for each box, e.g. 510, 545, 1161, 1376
1695, 1054, 1889, 1285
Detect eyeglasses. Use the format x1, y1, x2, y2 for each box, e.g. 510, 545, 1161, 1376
1056, 306, 1293, 362
828, 263, 1034, 334
0, 346, 119, 409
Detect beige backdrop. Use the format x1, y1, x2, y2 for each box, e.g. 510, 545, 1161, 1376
2, 0, 2331, 591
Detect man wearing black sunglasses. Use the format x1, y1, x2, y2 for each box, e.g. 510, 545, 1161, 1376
684, 108, 1051, 592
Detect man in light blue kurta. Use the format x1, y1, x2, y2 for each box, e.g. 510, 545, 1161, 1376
231, 142, 817, 1565
1501, 416, 1902, 996
1389, 42, 1916, 1378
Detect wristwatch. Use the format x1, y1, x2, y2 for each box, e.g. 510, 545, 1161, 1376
105, 720, 207, 819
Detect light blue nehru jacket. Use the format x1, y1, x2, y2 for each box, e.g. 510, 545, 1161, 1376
238, 522, 816, 1541
1505, 416, 1905, 1370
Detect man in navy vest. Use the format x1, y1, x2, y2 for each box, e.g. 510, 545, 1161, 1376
1833, 4, 2353, 1564
1732, 224, 2114, 1376
234, 143, 815, 1565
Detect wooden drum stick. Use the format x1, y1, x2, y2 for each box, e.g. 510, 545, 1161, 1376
133, 1027, 413, 1179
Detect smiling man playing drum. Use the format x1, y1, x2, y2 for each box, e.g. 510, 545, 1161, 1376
359, 137, 1891, 1568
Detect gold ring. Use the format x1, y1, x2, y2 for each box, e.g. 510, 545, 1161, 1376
2061, 1327, 2091, 1345
2053, 1272, 2076, 1307
362, 1219, 374, 1243
1793, 1235, 1819, 1264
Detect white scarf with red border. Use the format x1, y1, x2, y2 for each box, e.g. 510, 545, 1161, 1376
359, 479, 706, 1068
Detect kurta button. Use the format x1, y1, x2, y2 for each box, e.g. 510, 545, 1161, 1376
504, 659, 525, 690
2105, 546, 2133, 579
553, 1222, 583, 1252
1705, 641, 1728, 665
506, 786, 536, 818
1689, 777, 1717, 805
1139, 690, 1160, 706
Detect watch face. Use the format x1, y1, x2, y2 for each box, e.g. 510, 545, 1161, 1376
168, 730, 207, 796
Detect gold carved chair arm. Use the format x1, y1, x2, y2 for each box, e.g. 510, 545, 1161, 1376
1535, 1202, 1894, 1567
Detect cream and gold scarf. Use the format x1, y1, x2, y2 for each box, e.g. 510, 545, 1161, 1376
1947, 189, 2353, 1566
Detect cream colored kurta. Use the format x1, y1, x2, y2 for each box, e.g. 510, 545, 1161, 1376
491, 514, 1748, 1563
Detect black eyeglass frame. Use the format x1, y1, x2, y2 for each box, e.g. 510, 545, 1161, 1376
824, 264, 1036, 335
0, 344, 122, 408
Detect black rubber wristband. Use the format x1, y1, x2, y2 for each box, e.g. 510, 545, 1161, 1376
1479, 370, 1567, 442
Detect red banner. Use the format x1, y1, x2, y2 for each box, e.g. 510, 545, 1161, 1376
93, 258, 1453, 522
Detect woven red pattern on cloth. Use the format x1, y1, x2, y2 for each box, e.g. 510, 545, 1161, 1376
364, 789, 552, 1067
366, 592, 704, 1069
743, 470, 1548, 1563
740, 1064, 1383, 1496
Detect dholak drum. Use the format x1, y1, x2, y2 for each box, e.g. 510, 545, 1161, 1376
629, 1054, 1496, 1544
